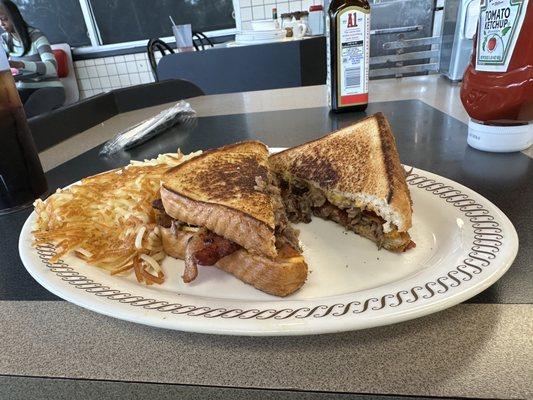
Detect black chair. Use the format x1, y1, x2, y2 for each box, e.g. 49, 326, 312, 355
193, 31, 214, 51
29, 79, 204, 152
147, 33, 215, 82
147, 38, 175, 82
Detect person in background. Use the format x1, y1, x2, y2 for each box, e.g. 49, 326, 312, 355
0, 0, 65, 114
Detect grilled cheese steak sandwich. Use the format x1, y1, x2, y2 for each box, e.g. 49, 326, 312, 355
269, 113, 415, 252
157, 141, 307, 297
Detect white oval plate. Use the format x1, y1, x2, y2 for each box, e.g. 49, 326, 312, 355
19, 152, 518, 336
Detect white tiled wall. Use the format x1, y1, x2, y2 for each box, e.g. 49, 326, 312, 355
239, 0, 324, 29
74, 52, 161, 99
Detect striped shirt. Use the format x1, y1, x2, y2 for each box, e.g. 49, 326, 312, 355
1, 27, 63, 89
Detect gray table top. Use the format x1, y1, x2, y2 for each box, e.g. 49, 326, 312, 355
1, 99, 531, 399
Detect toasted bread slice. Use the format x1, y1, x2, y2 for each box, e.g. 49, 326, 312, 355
160, 227, 308, 297
270, 113, 412, 233
216, 245, 308, 297
161, 141, 278, 258
270, 113, 413, 251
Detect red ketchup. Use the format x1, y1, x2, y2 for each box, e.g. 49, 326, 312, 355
460, 0, 532, 152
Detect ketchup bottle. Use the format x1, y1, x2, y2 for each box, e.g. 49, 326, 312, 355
460, 0, 532, 152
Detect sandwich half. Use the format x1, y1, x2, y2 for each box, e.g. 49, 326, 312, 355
156, 141, 308, 297
269, 113, 415, 252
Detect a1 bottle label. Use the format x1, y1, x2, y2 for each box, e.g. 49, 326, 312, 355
336, 7, 370, 107
476, 0, 529, 72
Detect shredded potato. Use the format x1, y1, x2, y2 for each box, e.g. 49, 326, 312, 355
32, 150, 201, 285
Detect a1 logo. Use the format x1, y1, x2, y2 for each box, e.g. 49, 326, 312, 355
347, 12, 358, 28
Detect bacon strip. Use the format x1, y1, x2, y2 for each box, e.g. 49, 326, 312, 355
404, 241, 417, 251
183, 228, 241, 283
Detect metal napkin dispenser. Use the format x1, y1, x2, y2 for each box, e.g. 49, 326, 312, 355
439, 0, 481, 81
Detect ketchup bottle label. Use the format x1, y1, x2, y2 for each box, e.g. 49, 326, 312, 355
336, 7, 370, 107
476, 0, 529, 72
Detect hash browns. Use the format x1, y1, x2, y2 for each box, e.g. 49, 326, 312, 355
32, 151, 201, 285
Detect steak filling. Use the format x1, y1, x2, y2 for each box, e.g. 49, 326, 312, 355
278, 177, 413, 251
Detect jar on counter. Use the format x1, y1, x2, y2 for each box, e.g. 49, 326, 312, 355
293, 11, 309, 23
280, 13, 293, 29
308, 5, 325, 35
281, 12, 309, 38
